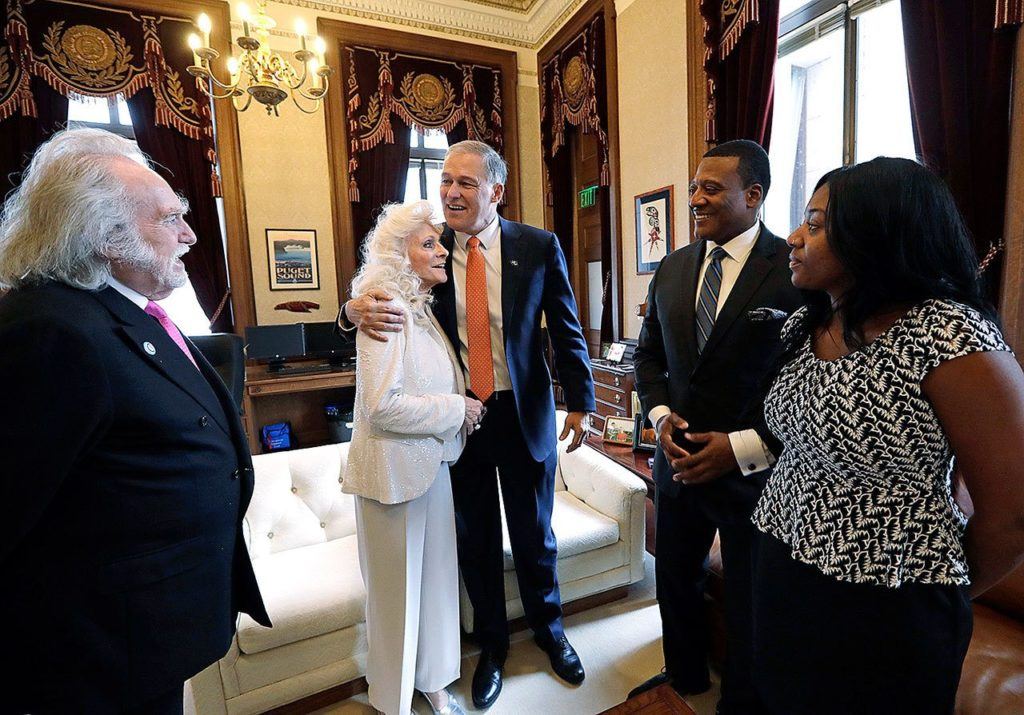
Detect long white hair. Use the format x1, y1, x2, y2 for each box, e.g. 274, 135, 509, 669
0, 128, 151, 290
350, 200, 440, 323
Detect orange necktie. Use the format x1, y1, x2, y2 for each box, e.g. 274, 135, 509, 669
466, 236, 494, 402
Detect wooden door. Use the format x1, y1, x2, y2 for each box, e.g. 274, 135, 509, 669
572, 131, 606, 357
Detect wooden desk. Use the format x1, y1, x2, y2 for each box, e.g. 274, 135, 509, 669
243, 364, 356, 454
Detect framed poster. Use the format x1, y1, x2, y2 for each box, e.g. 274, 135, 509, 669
266, 228, 320, 290
635, 186, 674, 274
602, 415, 636, 446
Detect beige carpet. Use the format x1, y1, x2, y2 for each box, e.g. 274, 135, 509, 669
313, 554, 721, 715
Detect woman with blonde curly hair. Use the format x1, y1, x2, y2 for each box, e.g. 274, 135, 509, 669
343, 200, 482, 715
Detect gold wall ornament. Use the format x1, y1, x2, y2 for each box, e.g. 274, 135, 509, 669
562, 54, 587, 106
397, 71, 454, 123
411, 73, 444, 109
186, 0, 333, 116
43, 22, 132, 91
61, 25, 116, 71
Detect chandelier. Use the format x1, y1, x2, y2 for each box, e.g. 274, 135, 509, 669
186, 1, 332, 116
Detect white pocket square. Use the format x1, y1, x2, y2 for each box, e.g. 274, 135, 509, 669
747, 307, 789, 322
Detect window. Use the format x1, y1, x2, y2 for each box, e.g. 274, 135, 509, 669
66, 94, 215, 334
403, 128, 448, 221
67, 95, 135, 138
765, 0, 916, 235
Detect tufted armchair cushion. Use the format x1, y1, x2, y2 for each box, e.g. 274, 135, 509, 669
236, 443, 362, 655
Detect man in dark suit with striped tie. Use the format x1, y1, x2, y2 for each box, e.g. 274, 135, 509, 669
631, 140, 804, 714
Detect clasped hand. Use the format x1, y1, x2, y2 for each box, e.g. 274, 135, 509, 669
658, 412, 737, 484
463, 396, 485, 434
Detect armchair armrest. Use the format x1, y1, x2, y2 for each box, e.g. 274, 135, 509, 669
558, 444, 647, 581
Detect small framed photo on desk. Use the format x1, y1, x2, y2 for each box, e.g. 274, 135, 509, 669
603, 415, 636, 446
606, 342, 627, 364
632, 412, 657, 452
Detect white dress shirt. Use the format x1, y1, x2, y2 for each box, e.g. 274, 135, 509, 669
106, 276, 148, 310
451, 214, 513, 394
648, 222, 775, 475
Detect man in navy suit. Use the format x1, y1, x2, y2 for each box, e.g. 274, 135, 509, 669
339, 140, 595, 708
0, 128, 269, 713
632, 140, 803, 713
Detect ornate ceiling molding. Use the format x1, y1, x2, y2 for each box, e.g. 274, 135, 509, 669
274, 0, 584, 49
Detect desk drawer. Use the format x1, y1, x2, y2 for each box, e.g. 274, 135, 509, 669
592, 367, 632, 390
595, 384, 626, 407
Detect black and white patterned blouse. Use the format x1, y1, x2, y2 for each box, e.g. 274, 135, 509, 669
753, 299, 1011, 588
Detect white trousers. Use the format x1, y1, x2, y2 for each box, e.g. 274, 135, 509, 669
354, 463, 461, 715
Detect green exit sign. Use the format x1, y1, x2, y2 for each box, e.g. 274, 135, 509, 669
579, 185, 598, 208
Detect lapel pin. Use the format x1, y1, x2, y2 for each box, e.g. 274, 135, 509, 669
509, 260, 518, 267
143, 341, 157, 355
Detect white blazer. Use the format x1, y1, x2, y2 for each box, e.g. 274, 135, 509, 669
343, 302, 467, 504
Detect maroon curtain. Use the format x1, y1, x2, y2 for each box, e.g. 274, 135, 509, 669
128, 87, 231, 331
901, 0, 1019, 300
700, 0, 781, 148
0, 76, 67, 195
350, 113, 412, 259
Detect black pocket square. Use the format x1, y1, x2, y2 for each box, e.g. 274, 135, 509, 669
747, 307, 789, 322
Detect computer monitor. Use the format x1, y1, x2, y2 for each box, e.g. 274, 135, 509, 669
303, 321, 356, 367
244, 324, 305, 372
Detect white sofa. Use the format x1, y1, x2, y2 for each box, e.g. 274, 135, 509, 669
189, 412, 648, 714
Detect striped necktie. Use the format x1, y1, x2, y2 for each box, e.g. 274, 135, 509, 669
695, 246, 727, 354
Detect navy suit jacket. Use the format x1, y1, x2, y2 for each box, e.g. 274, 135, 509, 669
634, 225, 804, 517
433, 217, 595, 462
0, 282, 269, 711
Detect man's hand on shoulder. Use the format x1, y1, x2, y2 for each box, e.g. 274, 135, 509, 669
671, 430, 737, 484
345, 289, 405, 342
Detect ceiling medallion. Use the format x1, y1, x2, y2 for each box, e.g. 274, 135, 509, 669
61, 25, 116, 71
563, 54, 587, 105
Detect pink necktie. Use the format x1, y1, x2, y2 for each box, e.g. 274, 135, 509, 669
144, 300, 199, 368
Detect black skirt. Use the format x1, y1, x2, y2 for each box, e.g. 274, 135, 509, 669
751, 532, 972, 715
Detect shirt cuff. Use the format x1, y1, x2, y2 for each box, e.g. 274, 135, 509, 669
336, 304, 356, 332
648, 405, 671, 431
728, 428, 776, 476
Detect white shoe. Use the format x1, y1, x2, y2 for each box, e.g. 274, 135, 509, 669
419, 689, 466, 715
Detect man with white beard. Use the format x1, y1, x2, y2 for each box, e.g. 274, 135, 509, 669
0, 128, 269, 714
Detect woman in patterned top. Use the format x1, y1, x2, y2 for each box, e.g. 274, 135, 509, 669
750, 157, 1024, 714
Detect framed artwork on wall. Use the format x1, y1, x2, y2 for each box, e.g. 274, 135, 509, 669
267, 228, 320, 291
635, 186, 674, 274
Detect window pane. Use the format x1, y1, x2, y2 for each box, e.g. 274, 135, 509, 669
854, 0, 916, 163
766, 28, 845, 236
159, 279, 212, 336
116, 95, 132, 125
404, 161, 421, 202
422, 130, 448, 151
67, 96, 111, 124
424, 160, 445, 221
780, 0, 812, 17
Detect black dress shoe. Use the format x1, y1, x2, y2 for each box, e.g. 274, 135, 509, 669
472, 650, 504, 709
628, 671, 711, 700
627, 672, 671, 699
535, 635, 585, 685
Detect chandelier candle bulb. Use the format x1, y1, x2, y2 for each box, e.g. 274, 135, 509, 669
310, 58, 321, 88
188, 32, 201, 67
238, 2, 251, 38
197, 13, 211, 48
227, 56, 240, 82
294, 18, 308, 51
314, 36, 326, 63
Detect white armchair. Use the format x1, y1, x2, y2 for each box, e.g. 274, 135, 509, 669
190, 412, 647, 714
